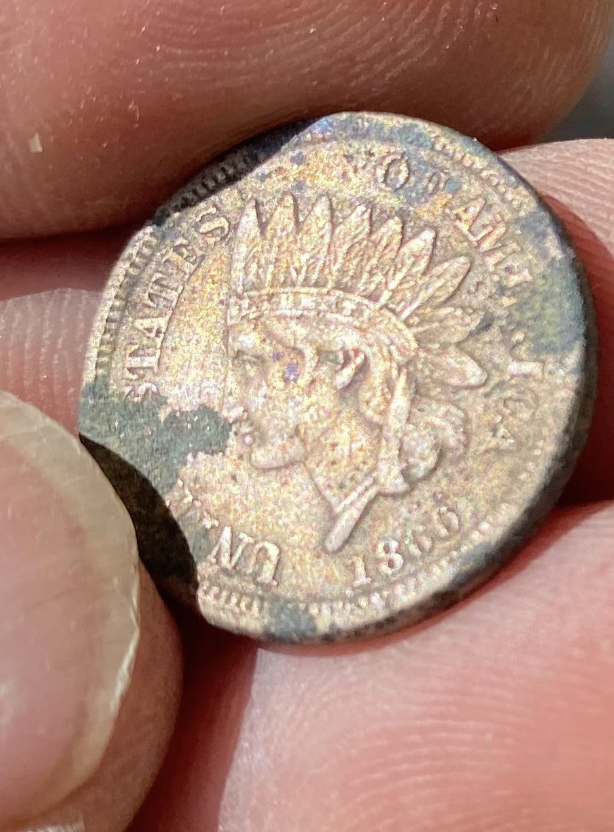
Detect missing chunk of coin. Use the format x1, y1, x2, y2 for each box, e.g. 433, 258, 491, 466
80, 113, 596, 643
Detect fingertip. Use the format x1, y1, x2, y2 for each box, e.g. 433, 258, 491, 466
0, 0, 612, 235
7, 568, 183, 832
0, 393, 140, 826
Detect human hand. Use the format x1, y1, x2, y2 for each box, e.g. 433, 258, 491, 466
2, 1, 614, 829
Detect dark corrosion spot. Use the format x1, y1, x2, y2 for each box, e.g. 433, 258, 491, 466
79, 378, 231, 599
79, 436, 199, 602
263, 598, 319, 643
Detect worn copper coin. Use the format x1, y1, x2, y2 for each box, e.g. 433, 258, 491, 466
80, 113, 596, 642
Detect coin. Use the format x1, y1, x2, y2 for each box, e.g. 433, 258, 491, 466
80, 112, 596, 642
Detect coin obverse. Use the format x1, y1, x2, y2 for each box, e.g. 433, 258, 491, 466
80, 113, 596, 643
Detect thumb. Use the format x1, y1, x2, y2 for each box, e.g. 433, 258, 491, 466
0, 391, 139, 827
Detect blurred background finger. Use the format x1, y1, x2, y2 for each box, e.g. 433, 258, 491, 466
0, 0, 611, 237
0, 229, 129, 429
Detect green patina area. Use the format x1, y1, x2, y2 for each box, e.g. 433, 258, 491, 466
79, 379, 230, 594
510, 212, 588, 359
263, 597, 319, 643
80, 379, 230, 492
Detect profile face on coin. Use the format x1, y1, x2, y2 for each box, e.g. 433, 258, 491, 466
80, 113, 596, 642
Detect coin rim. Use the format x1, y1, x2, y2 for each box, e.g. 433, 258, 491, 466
80, 112, 598, 643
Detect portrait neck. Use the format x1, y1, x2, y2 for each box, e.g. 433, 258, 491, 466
301, 409, 380, 511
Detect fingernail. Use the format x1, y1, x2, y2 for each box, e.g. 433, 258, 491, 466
0, 393, 139, 826
9, 810, 85, 832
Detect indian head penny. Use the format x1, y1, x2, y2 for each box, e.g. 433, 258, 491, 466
80, 113, 596, 642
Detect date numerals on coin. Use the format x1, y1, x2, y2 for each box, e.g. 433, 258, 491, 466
205, 526, 281, 586
349, 507, 461, 587
349, 539, 404, 587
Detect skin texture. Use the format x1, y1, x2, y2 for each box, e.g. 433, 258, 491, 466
0, 0, 611, 236
1, 1, 614, 830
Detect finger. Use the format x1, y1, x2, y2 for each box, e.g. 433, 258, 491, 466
0, 393, 181, 830
13, 571, 182, 832
131, 503, 614, 832
0, 230, 126, 429
0, 395, 119, 823
127, 616, 257, 832
0, 274, 182, 831
1, 0, 612, 237
504, 139, 614, 502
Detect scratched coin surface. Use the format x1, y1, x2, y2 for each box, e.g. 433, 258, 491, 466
80, 113, 596, 642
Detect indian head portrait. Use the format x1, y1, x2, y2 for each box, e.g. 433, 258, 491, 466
222, 194, 486, 554
159, 180, 508, 601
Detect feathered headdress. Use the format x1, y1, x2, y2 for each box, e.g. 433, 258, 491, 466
229, 194, 486, 392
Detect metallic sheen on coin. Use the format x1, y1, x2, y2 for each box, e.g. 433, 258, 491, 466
80, 113, 596, 642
